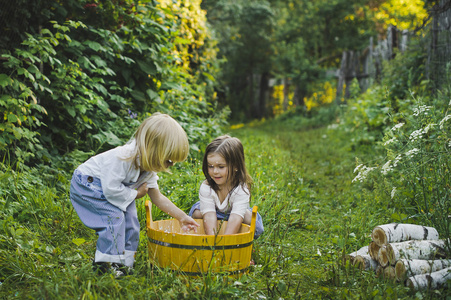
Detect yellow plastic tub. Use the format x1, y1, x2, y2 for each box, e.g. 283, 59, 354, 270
145, 200, 257, 276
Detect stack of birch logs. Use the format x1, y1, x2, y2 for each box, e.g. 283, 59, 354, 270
347, 223, 451, 291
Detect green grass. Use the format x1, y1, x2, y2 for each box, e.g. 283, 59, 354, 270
1, 120, 450, 299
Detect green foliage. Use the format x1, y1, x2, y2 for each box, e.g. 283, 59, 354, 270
202, 0, 275, 120
0, 0, 225, 165
271, 104, 339, 130
201, 0, 385, 120
341, 83, 391, 146
380, 38, 429, 112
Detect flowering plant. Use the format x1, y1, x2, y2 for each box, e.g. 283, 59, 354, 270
353, 98, 450, 238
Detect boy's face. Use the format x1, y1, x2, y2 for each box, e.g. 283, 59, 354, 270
206, 153, 229, 188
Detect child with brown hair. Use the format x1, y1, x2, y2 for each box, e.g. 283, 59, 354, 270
189, 135, 263, 238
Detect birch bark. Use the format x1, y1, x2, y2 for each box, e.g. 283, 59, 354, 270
371, 223, 439, 246
406, 267, 451, 290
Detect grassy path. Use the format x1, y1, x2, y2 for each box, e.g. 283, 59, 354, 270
233, 124, 406, 298
2, 122, 424, 299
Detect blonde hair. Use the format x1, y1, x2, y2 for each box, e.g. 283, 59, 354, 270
129, 113, 189, 172
202, 135, 252, 195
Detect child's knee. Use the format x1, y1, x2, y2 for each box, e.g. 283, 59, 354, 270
192, 209, 202, 219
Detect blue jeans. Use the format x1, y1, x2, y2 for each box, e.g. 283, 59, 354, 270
70, 169, 139, 267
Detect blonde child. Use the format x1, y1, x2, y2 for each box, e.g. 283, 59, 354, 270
189, 135, 263, 238
70, 113, 199, 276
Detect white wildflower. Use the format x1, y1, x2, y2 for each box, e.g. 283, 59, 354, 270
352, 165, 376, 183
381, 160, 393, 175
405, 148, 420, 158
383, 137, 397, 146
409, 129, 425, 142
439, 114, 451, 129
353, 164, 363, 173
391, 187, 397, 199
393, 154, 402, 167
328, 124, 339, 130
391, 123, 405, 131
413, 105, 432, 116
424, 123, 436, 133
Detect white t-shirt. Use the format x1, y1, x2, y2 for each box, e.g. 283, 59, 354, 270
76, 140, 159, 211
199, 182, 250, 218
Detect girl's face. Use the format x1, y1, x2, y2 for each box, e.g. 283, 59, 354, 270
207, 153, 230, 188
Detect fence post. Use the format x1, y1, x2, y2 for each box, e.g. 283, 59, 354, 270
336, 51, 348, 103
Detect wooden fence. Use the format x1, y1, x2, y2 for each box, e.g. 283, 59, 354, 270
336, 26, 409, 101
336, 0, 451, 100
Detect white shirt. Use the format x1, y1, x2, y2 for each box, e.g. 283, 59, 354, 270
76, 140, 159, 211
199, 182, 249, 218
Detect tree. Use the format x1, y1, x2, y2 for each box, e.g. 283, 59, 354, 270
202, 0, 274, 120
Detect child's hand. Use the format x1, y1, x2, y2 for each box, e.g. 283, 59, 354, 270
135, 183, 148, 199
179, 216, 199, 233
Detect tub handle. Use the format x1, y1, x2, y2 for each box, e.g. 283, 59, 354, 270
145, 200, 154, 229
250, 206, 258, 237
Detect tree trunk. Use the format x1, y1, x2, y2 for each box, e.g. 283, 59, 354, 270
379, 240, 447, 266
371, 223, 439, 246
258, 71, 269, 118
406, 267, 451, 290
248, 72, 255, 119
395, 259, 451, 281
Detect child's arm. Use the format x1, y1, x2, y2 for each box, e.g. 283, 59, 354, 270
204, 213, 243, 235
202, 212, 218, 235
224, 214, 244, 235
135, 183, 148, 199
147, 188, 199, 232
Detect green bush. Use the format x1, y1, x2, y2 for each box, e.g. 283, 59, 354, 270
0, 0, 225, 166
380, 38, 429, 112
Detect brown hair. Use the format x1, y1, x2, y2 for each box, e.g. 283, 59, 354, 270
202, 135, 252, 195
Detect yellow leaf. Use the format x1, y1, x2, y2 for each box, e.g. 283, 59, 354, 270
72, 238, 86, 246
31, 94, 37, 104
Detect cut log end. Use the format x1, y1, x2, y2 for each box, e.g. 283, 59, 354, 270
368, 241, 381, 260
383, 265, 396, 280
353, 256, 366, 270
375, 265, 384, 278
378, 245, 394, 267
385, 244, 396, 265
394, 260, 406, 281
353, 254, 378, 271
406, 278, 416, 290
371, 227, 387, 246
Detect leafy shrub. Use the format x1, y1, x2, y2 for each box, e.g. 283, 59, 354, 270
0, 0, 225, 166
380, 38, 429, 112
